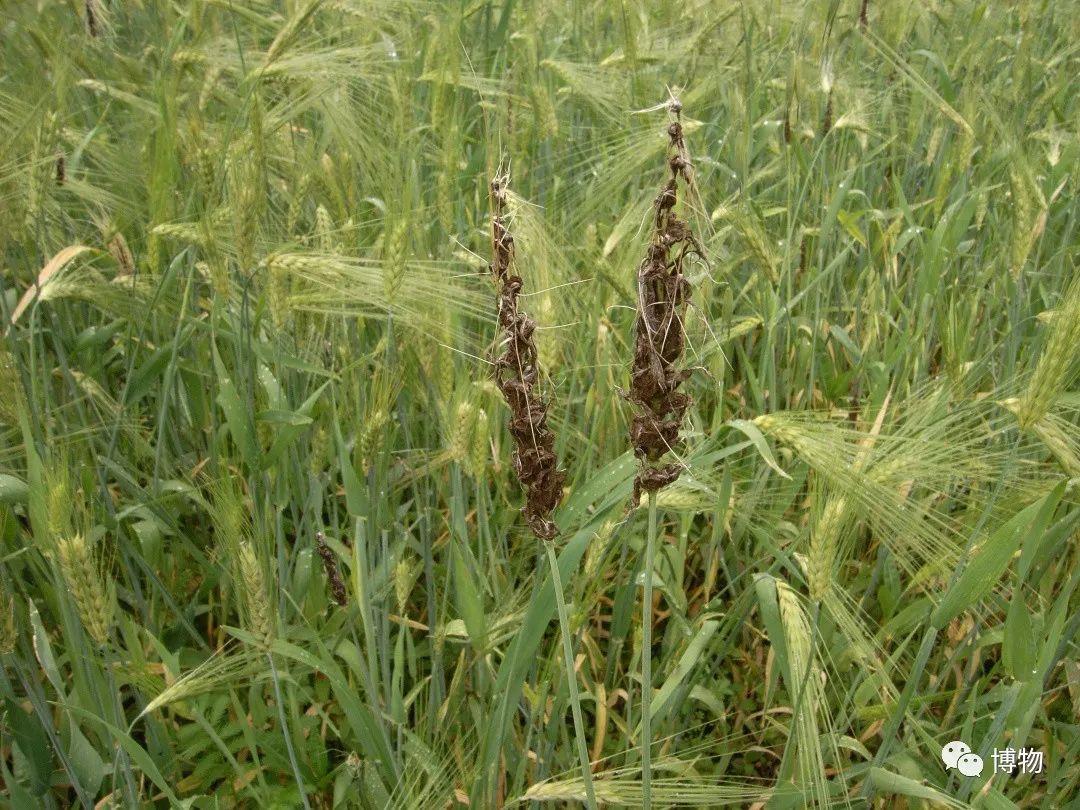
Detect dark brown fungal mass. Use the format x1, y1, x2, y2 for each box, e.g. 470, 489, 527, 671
625, 103, 702, 507
85, 0, 99, 38
315, 531, 348, 607
488, 173, 565, 541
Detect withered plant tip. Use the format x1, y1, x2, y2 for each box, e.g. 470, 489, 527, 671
488, 171, 565, 541
624, 99, 703, 507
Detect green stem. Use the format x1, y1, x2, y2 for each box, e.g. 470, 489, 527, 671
642, 491, 657, 810
268, 652, 312, 810
863, 432, 1020, 799
546, 541, 598, 810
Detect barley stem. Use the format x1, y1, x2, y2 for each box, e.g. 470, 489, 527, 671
269, 652, 312, 810
641, 489, 657, 810
545, 541, 598, 810
863, 431, 1020, 799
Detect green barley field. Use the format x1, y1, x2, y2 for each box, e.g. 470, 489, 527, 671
1, 1, 1078, 806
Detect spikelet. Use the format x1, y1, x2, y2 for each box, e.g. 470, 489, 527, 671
43, 464, 75, 545
314, 204, 334, 251
236, 541, 273, 646
138, 648, 264, 720
821, 89, 833, 137
724, 209, 779, 284
753, 413, 811, 456
107, 233, 135, 277
536, 295, 561, 373
446, 400, 475, 463
1013, 276, 1080, 428
56, 535, 113, 647
776, 581, 812, 681
393, 555, 420, 614
471, 408, 490, 479
356, 409, 388, 472
1008, 165, 1044, 277
250, 97, 266, 195
818, 56, 835, 138
1000, 400, 1080, 475
583, 520, 617, 582
309, 424, 330, 475
924, 125, 945, 166
974, 189, 989, 231
775, 580, 827, 805
227, 154, 257, 272
1027, 417, 1080, 476
806, 495, 849, 601
24, 115, 56, 230
0, 595, 17, 655
196, 62, 223, 110
264, 0, 323, 65
287, 172, 312, 233
635, 484, 715, 512
656, 487, 705, 510
435, 171, 453, 234
341, 217, 359, 247
436, 330, 455, 408
0, 342, 26, 425
436, 124, 457, 233
263, 252, 320, 275
531, 85, 559, 139
151, 222, 209, 247
382, 216, 409, 305
265, 258, 292, 332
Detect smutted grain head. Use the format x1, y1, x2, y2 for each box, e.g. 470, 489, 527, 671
488, 172, 565, 541
625, 101, 703, 506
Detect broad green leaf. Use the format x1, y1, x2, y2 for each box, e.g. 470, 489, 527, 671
28, 601, 63, 693
728, 419, 792, 479
869, 768, 963, 807
335, 411, 366, 517
4, 699, 51, 796
1003, 595, 1036, 681
646, 617, 719, 727
451, 540, 487, 651
753, 575, 789, 697
932, 483, 1064, 629
65, 705, 181, 805
66, 718, 106, 798
0, 474, 28, 505
213, 348, 259, 469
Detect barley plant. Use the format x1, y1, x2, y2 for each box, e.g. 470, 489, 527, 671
0, 1, 1078, 808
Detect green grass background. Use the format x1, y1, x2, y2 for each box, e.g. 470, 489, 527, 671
0, 0, 1078, 806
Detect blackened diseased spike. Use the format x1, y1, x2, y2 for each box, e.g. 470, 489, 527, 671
315, 532, 348, 606
85, 0, 99, 37
625, 100, 702, 508
55, 153, 65, 187
488, 172, 565, 541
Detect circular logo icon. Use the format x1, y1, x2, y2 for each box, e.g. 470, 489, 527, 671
941, 740, 971, 770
